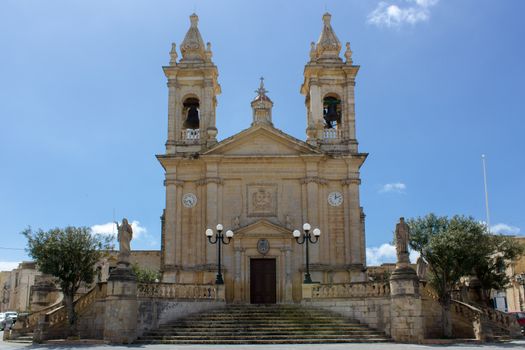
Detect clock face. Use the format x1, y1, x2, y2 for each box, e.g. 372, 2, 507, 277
328, 192, 343, 207
182, 193, 197, 208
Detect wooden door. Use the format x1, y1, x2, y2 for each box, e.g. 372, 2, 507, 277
250, 259, 276, 304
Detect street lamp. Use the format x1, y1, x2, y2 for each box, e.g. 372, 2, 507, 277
205, 224, 234, 285
293, 223, 321, 284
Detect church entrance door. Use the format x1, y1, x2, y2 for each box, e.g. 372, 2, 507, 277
250, 258, 276, 304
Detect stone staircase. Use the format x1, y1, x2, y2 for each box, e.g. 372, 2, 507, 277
136, 304, 391, 344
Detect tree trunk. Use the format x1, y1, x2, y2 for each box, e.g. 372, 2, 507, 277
441, 300, 452, 338
63, 293, 77, 338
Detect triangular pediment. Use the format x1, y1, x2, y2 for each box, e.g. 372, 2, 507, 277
203, 125, 320, 156
234, 219, 292, 239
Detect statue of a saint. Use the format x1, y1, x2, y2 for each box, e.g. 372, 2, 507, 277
116, 218, 133, 263
395, 217, 410, 265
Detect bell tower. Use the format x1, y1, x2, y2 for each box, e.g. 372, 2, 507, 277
163, 13, 221, 154
300, 13, 360, 153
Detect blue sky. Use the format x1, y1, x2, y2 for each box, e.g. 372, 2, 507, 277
1, 0, 524, 270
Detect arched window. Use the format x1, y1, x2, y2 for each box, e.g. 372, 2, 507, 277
182, 97, 200, 129
323, 95, 342, 129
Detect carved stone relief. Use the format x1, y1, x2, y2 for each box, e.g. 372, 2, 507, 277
247, 184, 277, 217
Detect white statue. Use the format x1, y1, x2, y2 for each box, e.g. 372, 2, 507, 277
116, 218, 133, 263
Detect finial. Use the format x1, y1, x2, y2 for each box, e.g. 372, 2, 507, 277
344, 42, 352, 63
190, 13, 199, 27
255, 77, 268, 96
322, 12, 331, 25
169, 43, 178, 65
310, 42, 316, 60
205, 42, 212, 61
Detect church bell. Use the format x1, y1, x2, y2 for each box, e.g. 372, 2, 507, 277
323, 103, 340, 128
183, 105, 200, 129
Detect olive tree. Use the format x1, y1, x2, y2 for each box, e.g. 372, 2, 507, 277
408, 214, 487, 337
23, 226, 112, 336
408, 213, 524, 337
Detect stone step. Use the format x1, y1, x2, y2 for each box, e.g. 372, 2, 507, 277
136, 338, 392, 344
140, 334, 388, 341
148, 330, 381, 336
137, 304, 390, 345
159, 321, 368, 330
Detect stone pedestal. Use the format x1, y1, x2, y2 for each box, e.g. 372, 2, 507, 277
389, 266, 424, 343
103, 265, 138, 344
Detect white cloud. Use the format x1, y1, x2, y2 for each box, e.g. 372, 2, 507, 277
379, 182, 406, 194
368, 0, 439, 27
367, 243, 397, 265
0, 261, 21, 272
90, 220, 147, 239
490, 223, 521, 235
367, 243, 420, 266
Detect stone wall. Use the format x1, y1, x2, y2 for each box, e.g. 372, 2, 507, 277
302, 298, 391, 335
137, 299, 225, 337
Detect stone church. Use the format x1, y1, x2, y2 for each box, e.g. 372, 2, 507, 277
157, 13, 367, 304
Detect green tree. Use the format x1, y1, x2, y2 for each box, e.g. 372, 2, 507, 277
471, 234, 524, 306
131, 264, 160, 283
23, 226, 112, 337
408, 214, 486, 338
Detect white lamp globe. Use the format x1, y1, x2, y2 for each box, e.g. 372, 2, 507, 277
293, 230, 301, 238
313, 228, 321, 237
226, 230, 234, 238
303, 223, 311, 231
216, 224, 224, 231
205, 228, 213, 237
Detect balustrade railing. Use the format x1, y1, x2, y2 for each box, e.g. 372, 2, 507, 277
311, 282, 390, 299
25, 282, 107, 331
137, 283, 217, 300
181, 129, 200, 143
322, 128, 348, 142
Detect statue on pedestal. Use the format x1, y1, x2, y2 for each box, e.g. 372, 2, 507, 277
395, 217, 410, 266
116, 218, 133, 265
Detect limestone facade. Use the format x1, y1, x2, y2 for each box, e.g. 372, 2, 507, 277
158, 13, 368, 303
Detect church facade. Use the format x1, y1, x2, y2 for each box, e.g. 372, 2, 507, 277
157, 13, 367, 304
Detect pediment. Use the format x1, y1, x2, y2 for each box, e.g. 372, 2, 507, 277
203, 125, 320, 156
233, 219, 292, 239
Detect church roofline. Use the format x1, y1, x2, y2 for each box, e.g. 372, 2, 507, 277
201, 123, 322, 156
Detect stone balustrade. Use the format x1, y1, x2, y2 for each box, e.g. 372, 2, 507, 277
308, 282, 390, 299
137, 283, 217, 300
181, 129, 200, 143
322, 128, 344, 141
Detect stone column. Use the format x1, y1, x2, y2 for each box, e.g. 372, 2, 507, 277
389, 218, 424, 343
163, 177, 183, 282
233, 246, 243, 303
307, 81, 321, 145
343, 178, 362, 265
166, 79, 177, 153
282, 246, 293, 303
103, 268, 138, 344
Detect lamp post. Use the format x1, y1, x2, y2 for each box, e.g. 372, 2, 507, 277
205, 224, 234, 285
293, 223, 321, 284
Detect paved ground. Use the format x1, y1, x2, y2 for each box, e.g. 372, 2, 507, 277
2, 332, 525, 350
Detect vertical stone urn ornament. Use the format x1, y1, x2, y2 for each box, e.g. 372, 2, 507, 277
103, 218, 138, 344
389, 217, 424, 343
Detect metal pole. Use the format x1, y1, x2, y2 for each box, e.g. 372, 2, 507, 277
481, 154, 491, 231
216, 232, 223, 284
304, 232, 311, 284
